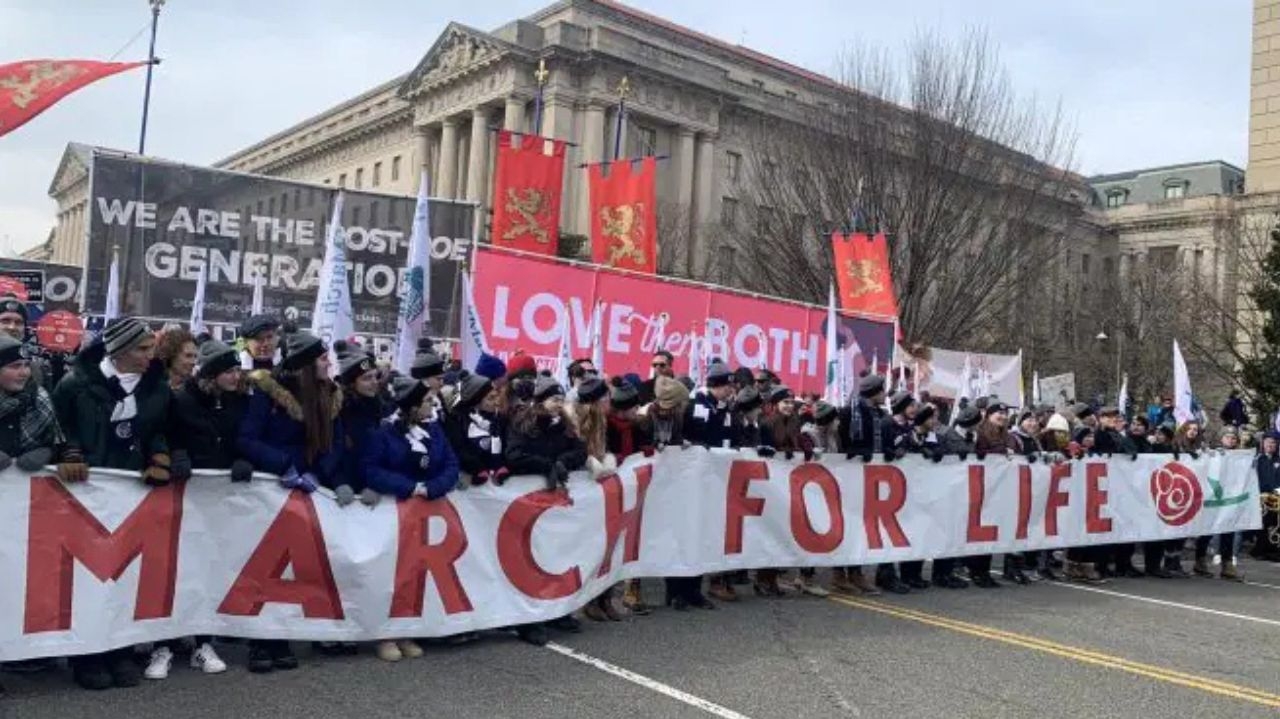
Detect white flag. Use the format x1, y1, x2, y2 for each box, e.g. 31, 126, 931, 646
103, 248, 121, 322
951, 352, 973, 427
1032, 370, 1042, 406
688, 331, 704, 389
1016, 349, 1025, 409
458, 270, 490, 371
840, 340, 860, 407
912, 360, 922, 402
250, 274, 265, 316
311, 192, 354, 370
1118, 373, 1130, 419
823, 283, 841, 405
896, 363, 907, 394
189, 266, 207, 335
394, 171, 432, 375
589, 300, 605, 376
1173, 340, 1194, 426
554, 308, 573, 388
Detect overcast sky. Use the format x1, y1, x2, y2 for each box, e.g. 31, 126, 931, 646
0, 0, 1252, 254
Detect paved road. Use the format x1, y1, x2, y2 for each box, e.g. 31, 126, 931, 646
7, 554, 1280, 719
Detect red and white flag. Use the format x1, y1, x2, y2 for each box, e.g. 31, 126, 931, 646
0, 60, 148, 138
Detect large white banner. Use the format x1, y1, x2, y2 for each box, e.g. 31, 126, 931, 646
0, 450, 1258, 660
910, 346, 1022, 401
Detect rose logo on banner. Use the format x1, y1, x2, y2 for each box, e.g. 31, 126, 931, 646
1149, 462, 1203, 527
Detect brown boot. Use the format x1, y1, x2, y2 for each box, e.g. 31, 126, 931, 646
753, 569, 784, 597
1193, 556, 1214, 577
1221, 563, 1243, 582
622, 580, 652, 615
849, 568, 882, 596
707, 576, 738, 602
830, 568, 857, 594
582, 600, 609, 622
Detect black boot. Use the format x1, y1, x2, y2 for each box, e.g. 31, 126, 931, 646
517, 623, 549, 646
971, 572, 1002, 589
106, 648, 140, 688
247, 643, 274, 673
548, 615, 582, 633
269, 641, 298, 671
71, 654, 113, 691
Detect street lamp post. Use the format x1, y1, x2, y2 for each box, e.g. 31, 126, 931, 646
138, 0, 165, 155
1096, 330, 1123, 401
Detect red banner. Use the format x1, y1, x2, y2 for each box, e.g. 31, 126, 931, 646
0, 60, 147, 138
589, 158, 658, 274
831, 232, 898, 319
472, 247, 893, 394
490, 131, 566, 256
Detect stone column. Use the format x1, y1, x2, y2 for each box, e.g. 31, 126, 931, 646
577, 104, 607, 237
414, 126, 431, 193
437, 118, 460, 199
466, 107, 491, 204
1118, 251, 1131, 285
504, 97, 526, 133
455, 133, 470, 201
690, 132, 717, 276
674, 128, 696, 251
542, 99, 579, 237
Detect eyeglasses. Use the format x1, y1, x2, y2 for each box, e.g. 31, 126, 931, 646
651, 362, 668, 369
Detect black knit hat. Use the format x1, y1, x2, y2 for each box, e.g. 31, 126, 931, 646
890, 390, 914, 415
0, 295, 26, 323
956, 405, 982, 429
1072, 402, 1094, 420
986, 401, 1008, 416
239, 314, 280, 340
392, 376, 429, 411
914, 404, 937, 427
196, 340, 239, 379
102, 317, 150, 357
456, 373, 493, 409
534, 375, 564, 401
0, 334, 27, 367
768, 385, 793, 404
577, 377, 608, 403
859, 374, 886, 398
735, 386, 763, 414
281, 331, 325, 371
1073, 426, 1094, 444
814, 401, 838, 426
705, 360, 732, 388
410, 351, 445, 380
337, 351, 376, 385
610, 378, 640, 411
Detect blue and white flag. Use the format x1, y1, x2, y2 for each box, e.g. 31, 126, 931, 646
311, 191, 354, 370
394, 171, 432, 374
189, 266, 207, 335
458, 270, 490, 371
554, 308, 573, 389
823, 283, 841, 405
103, 248, 120, 323
250, 274, 265, 316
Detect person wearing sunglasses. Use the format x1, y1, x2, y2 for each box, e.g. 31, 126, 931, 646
638, 350, 676, 404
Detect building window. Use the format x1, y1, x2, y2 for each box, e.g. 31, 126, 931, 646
1164, 182, 1186, 200
635, 125, 658, 156
268, 197, 275, 216
721, 197, 739, 227
293, 189, 301, 210
1105, 189, 1127, 208
352, 206, 362, 226
338, 173, 347, 188
725, 151, 742, 183
369, 201, 379, 227
1081, 253, 1091, 275
355, 167, 364, 189
392, 156, 402, 182
373, 162, 382, 187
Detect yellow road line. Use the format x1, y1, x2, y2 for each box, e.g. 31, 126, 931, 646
828, 595, 1280, 709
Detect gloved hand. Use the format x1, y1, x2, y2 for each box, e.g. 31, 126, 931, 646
493, 467, 510, 485
230, 459, 254, 483
641, 446, 656, 458
143, 453, 171, 486
1130, 451, 1138, 461
413, 482, 430, 498
334, 484, 356, 507
784, 450, 795, 461
359, 487, 381, 506
57, 449, 88, 483
587, 456, 609, 481
756, 445, 776, 458
280, 468, 318, 493
1188, 451, 1200, 460
861, 451, 874, 463
804, 448, 817, 462
170, 450, 192, 482
931, 449, 945, 463
603, 453, 618, 472
16, 447, 53, 472
680, 441, 692, 450
547, 461, 569, 490
975, 450, 987, 461
0, 451, 12, 471
473, 469, 492, 486
1172, 449, 1180, 461
882, 450, 897, 463
957, 451, 969, 461
1025, 453, 1039, 464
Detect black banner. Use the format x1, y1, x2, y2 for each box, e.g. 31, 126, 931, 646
84, 153, 474, 339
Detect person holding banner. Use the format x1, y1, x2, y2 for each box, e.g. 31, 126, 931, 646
156, 328, 197, 392
605, 378, 656, 615
238, 314, 281, 371
362, 376, 461, 661
505, 376, 589, 645
52, 316, 173, 691
1254, 433, 1280, 562
832, 375, 890, 596
573, 377, 626, 622
336, 346, 387, 509
444, 373, 510, 487
0, 334, 61, 474
237, 331, 345, 673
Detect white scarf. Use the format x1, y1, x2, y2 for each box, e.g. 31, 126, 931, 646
99, 357, 141, 423
239, 348, 282, 370
404, 422, 431, 454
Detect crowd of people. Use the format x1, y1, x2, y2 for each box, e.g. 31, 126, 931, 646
0, 294, 1276, 695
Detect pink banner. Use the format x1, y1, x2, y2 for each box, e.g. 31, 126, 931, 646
473, 247, 894, 394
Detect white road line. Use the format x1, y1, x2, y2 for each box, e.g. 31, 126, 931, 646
1052, 582, 1280, 628
546, 642, 756, 719
1243, 579, 1280, 591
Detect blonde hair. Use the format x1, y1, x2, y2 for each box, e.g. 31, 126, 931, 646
574, 400, 608, 460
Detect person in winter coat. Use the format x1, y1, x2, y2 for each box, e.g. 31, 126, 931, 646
0, 334, 61, 472
1091, 408, 1142, 580
933, 406, 985, 589
969, 402, 1020, 587
445, 373, 510, 486
236, 331, 344, 673
238, 314, 281, 371
758, 386, 828, 597
571, 377, 628, 623
1253, 433, 1280, 561
504, 376, 588, 645
155, 328, 197, 391
603, 379, 655, 616
685, 361, 738, 449
897, 403, 944, 590
643, 375, 688, 449
1009, 411, 1051, 582
1128, 416, 1153, 453
872, 391, 917, 593
361, 375, 460, 662
1144, 425, 1190, 577
52, 317, 172, 691
149, 340, 241, 680
1192, 423, 1242, 581
800, 402, 841, 457
831, 374, 891, 596
1221, 391, 1248, 429
0, 294, 57, 391
708, 386, 765, 603
335, 349, 385, 508
638, 350, 677, 405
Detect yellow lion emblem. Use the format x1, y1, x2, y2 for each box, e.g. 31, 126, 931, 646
599, 203, 647, 266
502, 188, 551, 245
843, 259, 885, 297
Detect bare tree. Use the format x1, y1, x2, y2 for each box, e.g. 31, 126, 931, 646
719, 30, 1083, 351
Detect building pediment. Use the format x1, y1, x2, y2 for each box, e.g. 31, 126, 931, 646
47, 142, 93, 198
398, 23, 528, 100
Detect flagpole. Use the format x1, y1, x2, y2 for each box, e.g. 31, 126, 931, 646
138, 0, 165, 154
532, 59, 548, 136
611, 76, 630, 162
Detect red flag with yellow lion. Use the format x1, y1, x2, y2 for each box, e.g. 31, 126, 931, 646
491, 130, 567, 256
589, 157, 658, 274
831, 231, 898, 319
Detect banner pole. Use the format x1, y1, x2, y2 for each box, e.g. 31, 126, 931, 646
138, 0, 164, 155
532, 59, 548, 137
611, 77, 629, 162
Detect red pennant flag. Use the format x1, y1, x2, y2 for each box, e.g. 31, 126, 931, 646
491, 130, 567, 256
589, 157, 658, 274
0, 60, 148, 138
831, 231, 898, 318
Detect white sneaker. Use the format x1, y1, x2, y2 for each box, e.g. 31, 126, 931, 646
190, 642, 227, 674
144, 646, 173, 680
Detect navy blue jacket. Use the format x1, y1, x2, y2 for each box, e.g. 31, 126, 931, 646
237, 371, 345, 486
684, 390, 737, 449
363, 420, 459, 500
338, 395, 388, 492
1258, 451, 1280, 494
